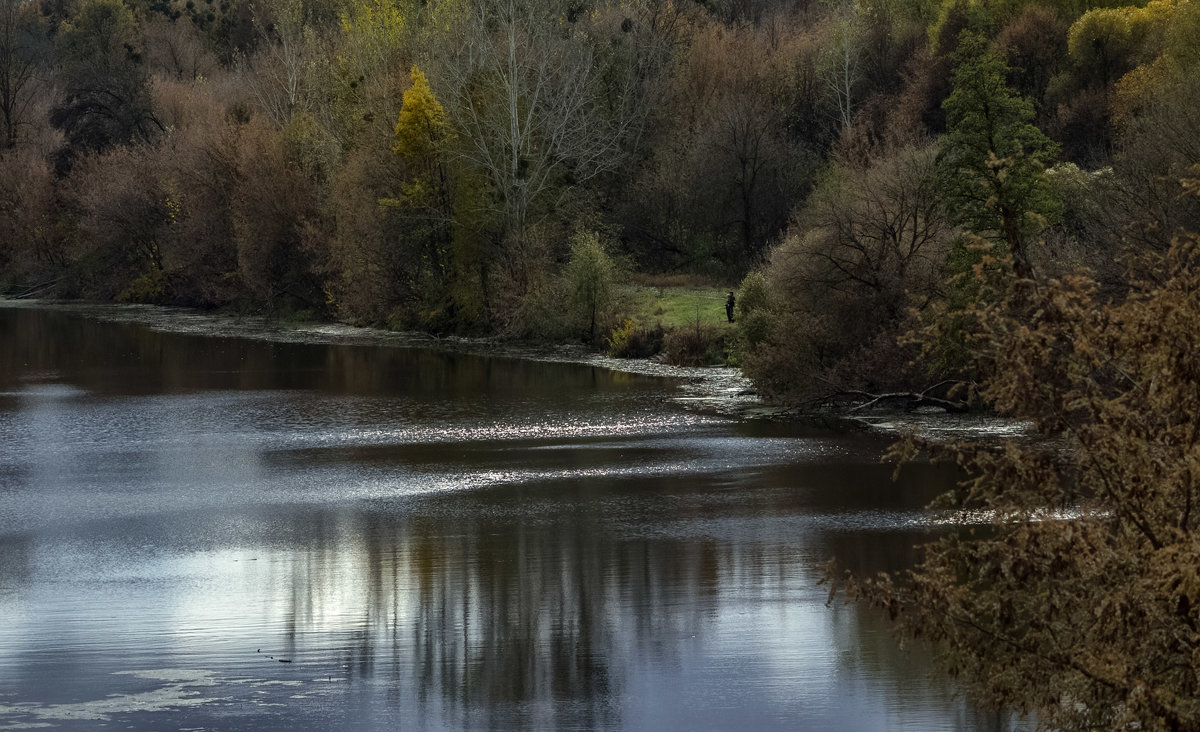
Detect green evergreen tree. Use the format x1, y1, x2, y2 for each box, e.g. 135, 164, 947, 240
940, 31, 1060, 280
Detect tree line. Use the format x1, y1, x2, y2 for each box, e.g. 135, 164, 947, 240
0, 0, 1189, 359
731, 0, 1200, 402
0, 0, 819, 334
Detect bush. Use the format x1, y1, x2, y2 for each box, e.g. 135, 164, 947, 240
604, 319, 664, 358
661, 318, 727, 366
505, 276, 575, 341
0, 146, 63, 292
566, 230, 618, 343
65, 144, 171, 300
117, 268, 168, 303
740, 143, 952, 401
728, 271, 775, 365
231, 118, 326, 312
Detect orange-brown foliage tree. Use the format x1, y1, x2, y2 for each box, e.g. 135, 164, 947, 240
838, 172, 1200, 730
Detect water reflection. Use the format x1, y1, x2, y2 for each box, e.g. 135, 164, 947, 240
0, 305, 1019, 730
0, 306, 658, 402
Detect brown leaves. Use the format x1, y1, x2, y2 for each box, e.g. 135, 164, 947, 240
834, 178, 1200, 729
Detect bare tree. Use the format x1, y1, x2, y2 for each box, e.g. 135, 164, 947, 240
51, 0, 163, 157
784, 144, 950, 300
66, 144, 172, 298
424, 0, 649, 238
0, 145, 62, 283
241, 0, 317, 126
702, 94, 797, 260
820, 5, 861, 133
626, 16, 814, 267
144, 16, 217, 81
0, 0, 46, 148
743, 143, 953, 399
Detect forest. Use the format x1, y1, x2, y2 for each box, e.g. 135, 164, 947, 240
0, 0, 1198, 400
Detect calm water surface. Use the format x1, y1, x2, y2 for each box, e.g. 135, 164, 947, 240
0, 305, 1012, 730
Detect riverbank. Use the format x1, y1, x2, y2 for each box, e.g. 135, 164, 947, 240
0, 298, 755, 414
0, 298, 1029, 439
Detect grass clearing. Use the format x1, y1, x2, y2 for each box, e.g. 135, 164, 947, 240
619, 284, 735, 330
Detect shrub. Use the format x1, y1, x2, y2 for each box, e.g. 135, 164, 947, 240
65, 144, 171, 300
117, 268, 168, 303
231, 117, 326, 312
0, 146, 63, 292
728, 271, 775, 365
740, 143, 953, 401
661, 318, 727, 366
566, 230, 618, 343
604, 319, 664, 359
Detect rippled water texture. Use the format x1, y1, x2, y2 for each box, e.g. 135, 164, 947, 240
0, 305, 1015, 730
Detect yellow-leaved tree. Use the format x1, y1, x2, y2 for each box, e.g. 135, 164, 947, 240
1109, 0, 1200, 131
392, 65, 449, 164
378, 65, 463, 327
1067, 0, 1179, 88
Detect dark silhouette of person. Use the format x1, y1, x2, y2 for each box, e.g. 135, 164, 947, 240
725, 291, 735, 323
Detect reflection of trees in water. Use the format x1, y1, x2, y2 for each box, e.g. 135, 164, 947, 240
828, 599, 1020, 730
0, 306, 639, 401
258, 457, 995, 728
270, 507, 783, 728
823, 530, 1023, 731
823, 528, 929, 579
0, 307, 1020, 727
409, 523, 621, 727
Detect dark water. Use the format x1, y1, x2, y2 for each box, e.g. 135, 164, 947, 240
0, 305, 1012, 730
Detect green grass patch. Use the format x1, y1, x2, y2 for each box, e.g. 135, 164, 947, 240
620, 284, 735, 331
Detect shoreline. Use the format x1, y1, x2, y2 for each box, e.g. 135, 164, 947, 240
0, 298, 1029, 439
0, 298, 762, 417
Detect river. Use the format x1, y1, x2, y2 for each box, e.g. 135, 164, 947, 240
0, 304, 1016, 730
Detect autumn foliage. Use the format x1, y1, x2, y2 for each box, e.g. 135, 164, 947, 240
0, 0, 1192, 343
835, 172, 1200, 729
2, 0, 1200, 721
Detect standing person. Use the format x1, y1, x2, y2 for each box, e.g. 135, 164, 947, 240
725, 291, 736, 323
